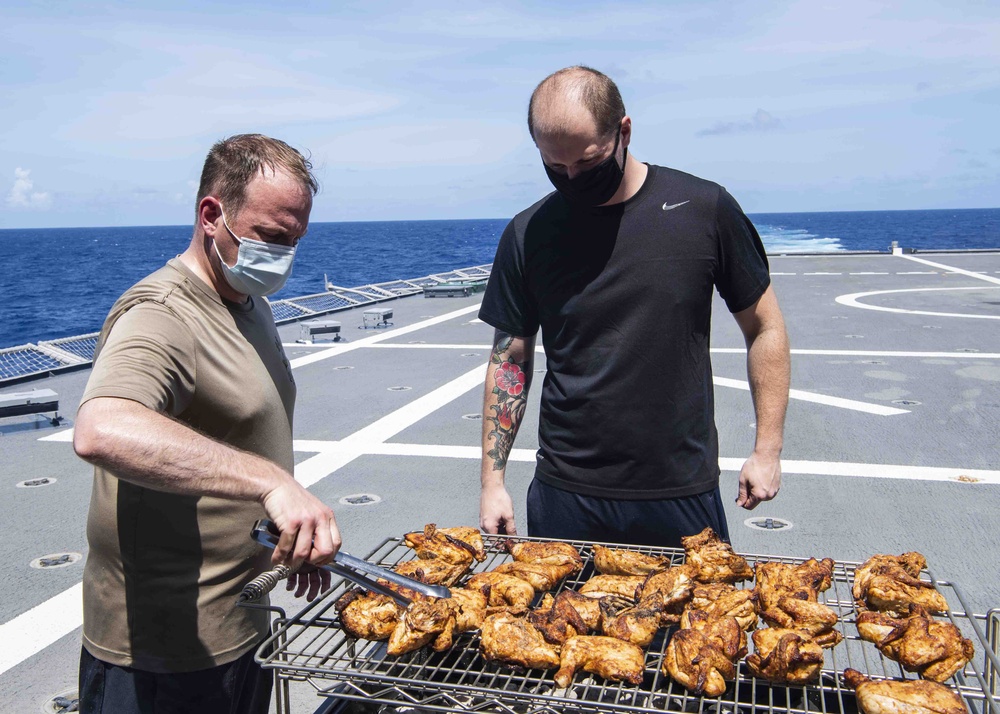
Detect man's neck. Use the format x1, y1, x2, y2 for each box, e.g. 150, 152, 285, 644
604, 155, 648, 206
179, 239, 248, 304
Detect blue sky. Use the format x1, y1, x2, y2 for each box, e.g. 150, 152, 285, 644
2, 0, 998, 228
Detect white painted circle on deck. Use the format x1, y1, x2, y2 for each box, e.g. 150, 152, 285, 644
835, 286, 1000, 319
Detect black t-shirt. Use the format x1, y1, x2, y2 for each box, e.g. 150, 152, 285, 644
479, 164, 770, 499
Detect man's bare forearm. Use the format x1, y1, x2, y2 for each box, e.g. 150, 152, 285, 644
742, 290, 790, 457
74, 397, 287, 501
481, 330, 535, 483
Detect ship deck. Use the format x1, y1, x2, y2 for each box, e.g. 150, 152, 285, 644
1, 249, 999, 713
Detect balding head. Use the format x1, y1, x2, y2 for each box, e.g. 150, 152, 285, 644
528, 66, 626, 141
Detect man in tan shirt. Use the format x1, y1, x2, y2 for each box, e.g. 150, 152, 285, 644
73, 134, 339, 713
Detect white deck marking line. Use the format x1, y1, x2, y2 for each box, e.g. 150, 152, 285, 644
0, 583, 82, 677
294, 363, 487, 488
712, 376, 908, 415
899, 255, 1000, 286
711, 348, 1000, 359
897, 271, 937, 274
836, 286, 1000, 320
804, 272, 842, 275
770, 272, 797, 276
288, 303, 482, 369
290, 441, 1000, 484
850, 272, 889, 275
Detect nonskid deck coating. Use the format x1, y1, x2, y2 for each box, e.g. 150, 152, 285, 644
0, 250, 998, 713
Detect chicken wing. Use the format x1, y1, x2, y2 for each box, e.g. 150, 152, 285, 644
479, 612, 561, 670
856, 605, 974, 682
466, 571, 536, 614
386, 599, 457, 655
853, 553, 949, 616
579, 574, 646, 599
682, 528, 753, 584
593, 545, 672, 575
843, 668, 968, 714
506, 540, 584, 571
680, 609, 748, 662
663, 628, 737, 697
393, 558, 469, 587
689, 583, 758, 631
448, 587, 488, 632
493, 561, 577, 591
746, 628, 824, 684
528, 591, 592, 645
638, 565, 695, 622
760, 595, 843, 648
755, 558, 835, 613
599, 596, 662, 648
553, 635, 645, 688
336, 589, 402, 641
404, 523, 482, 565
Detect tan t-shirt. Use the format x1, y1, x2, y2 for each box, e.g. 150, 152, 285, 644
80, 257, 296, 673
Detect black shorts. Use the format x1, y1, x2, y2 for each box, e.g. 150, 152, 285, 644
78, 644, 271, 714
526, 476, 731, 548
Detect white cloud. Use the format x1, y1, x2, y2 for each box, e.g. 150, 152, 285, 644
6, 168, 51, 210
698, 109, 783, 137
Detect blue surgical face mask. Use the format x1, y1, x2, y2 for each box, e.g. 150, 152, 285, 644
214, 208, 296, 297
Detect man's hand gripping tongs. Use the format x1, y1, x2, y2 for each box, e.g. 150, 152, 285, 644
238, 518, 451, 606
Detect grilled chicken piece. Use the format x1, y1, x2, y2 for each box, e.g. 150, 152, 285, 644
853, 553, 949, 616
448, 587, 488, 632
553, 635, 645, 688
680, 609, 748, 661
403, 524, 482, 565
479, 612, 561, 670
493, 561, 576, 591
638, 565, 695, 622
599, 596, 662, 648
336, 589, 402, 641
856, 605, 974, 682
529, 591, 592, 644
386, 599, 457, 655
663, 628, 737, 696
579, 574, 646, 599
760, 595, 843, 648
466, 571, 536, 614
682, 528, 753, 584
689, 583, 758, 631
506, 540, 583, 571
843, 669, 968, 714
755, 558, 835, 613
593, 545, 672, 575
746, 628, 824, 684
393, 558, 469, 587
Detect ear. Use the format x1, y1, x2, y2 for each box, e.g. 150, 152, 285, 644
620, 116, 632, 149
198, 196, 223, 237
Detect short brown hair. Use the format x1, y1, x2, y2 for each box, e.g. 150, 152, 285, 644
196, 134, 319, 217
528, 66, 626, 140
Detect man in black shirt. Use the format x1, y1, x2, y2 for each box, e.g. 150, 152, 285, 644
478, 66, 790, 547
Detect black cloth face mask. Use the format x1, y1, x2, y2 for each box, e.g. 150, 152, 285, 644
544, 129, 627, 207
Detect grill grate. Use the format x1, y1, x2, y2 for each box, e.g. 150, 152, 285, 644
257, 536, 1000, 714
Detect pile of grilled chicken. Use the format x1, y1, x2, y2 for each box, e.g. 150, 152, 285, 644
334, 526, 972, 704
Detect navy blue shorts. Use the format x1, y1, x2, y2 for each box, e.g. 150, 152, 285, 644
526, 476, 730, 548
78, 644, 271, 714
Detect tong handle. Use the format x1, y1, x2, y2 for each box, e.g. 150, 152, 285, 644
248, 519, 450, 605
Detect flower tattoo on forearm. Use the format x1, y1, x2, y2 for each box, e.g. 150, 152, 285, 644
486, 337, 529, 471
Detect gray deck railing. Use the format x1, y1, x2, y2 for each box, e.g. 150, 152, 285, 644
0, 264, 492, 386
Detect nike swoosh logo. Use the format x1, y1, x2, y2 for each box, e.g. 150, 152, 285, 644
662, 200, 690, 211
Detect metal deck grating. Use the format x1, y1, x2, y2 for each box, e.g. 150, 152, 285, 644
257, 536, 999, 714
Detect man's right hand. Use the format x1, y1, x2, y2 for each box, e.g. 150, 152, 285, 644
261, 478, 341, 571
480, 482, 517, 535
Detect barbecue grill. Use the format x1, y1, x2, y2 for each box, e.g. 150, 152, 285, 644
253, 535, 1000, 714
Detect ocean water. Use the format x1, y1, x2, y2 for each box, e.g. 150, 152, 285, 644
1, 208, 997, 349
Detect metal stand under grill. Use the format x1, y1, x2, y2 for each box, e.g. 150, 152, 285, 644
255, 535, 1000, 714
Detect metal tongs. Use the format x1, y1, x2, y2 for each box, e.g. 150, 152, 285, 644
244, 519, 450, 607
